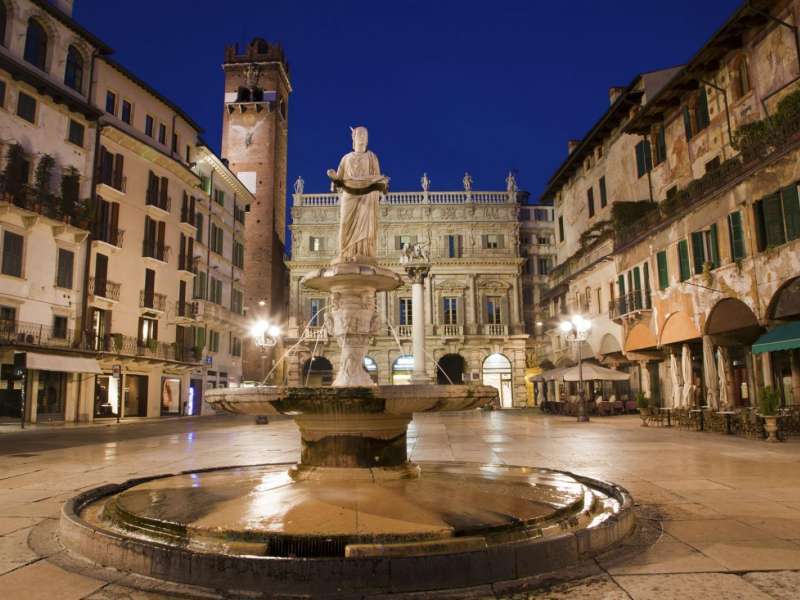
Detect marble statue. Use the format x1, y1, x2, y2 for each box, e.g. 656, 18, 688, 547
421, 172, 430, 192
463, 172, 473, 192
327, 127, 388, 262
294, 175, 304, 195
506, 171, 518, 193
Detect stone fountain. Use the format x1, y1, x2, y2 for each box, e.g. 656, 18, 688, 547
59, 127, 634, 598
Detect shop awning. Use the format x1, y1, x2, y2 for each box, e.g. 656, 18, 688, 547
562, 363, 631, 382
25, 352, 103, 374
752, 322, 800, 354
532, 367, 569, 382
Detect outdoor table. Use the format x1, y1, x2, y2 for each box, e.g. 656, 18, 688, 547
717, 410, 737, 435
660, 407, 673, 427
689, 409, 704, 431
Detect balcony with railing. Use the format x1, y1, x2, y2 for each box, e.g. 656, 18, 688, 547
88, 277, 121, 301
176, 300, 198, 320
142, 240, 170, 262
609, 290, 652, 321
145, 189, 171, 213
94, 226, 125, 249
180, 205, 196, 226
395, 324, 413, 338
438, 324, 463, 337
178, 253, 197, 274
140, 290, 167, 312
98, 171, 126, 194
92, 333, 199, 364
483, 323, 508, 337
302, 326, 327, 341
295, 190, 516, 207
0, 319, 75, 349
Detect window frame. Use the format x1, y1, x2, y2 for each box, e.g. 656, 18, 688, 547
16, 90, 37, 124
105, 89, 117, 116
67, 118, 85, 147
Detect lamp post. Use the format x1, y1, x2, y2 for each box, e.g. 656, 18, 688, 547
560, 315, 592, 423
249, 320, 282, 424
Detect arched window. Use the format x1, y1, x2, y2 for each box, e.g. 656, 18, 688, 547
65, 45, 84, 92
482, 353, 513, 408
734, 56, 751, 99
24, 18, 48, 70
0, 3, 7, 48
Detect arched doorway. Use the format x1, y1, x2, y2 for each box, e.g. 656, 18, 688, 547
363, 356, 378, 384
760, 278, 800, 404
482, 353, 513, 408
436, 354, 465, 384
391, 355, 414, 385
302, 356, 333, 387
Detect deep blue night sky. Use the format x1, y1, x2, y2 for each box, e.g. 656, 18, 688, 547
76, 0, 740, 201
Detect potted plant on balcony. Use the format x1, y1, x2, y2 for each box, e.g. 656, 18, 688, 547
146, 338, 159, 354
759, 386, 781, 442
636, 392, 651, 426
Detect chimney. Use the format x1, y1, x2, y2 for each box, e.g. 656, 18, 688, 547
609, 86, 625, 105
567, 140, 580, 154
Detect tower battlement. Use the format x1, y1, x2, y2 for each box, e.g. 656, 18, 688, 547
224, 38, 290, 74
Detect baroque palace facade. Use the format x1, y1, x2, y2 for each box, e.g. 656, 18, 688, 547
537, 0, 800, 412
285, 184, 533, 407
0, 0, 253, 423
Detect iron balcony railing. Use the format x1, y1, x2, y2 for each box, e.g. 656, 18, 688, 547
140, 290, 167, 311
142, 240, 170, 262
609, 290, 652, 320
145, 190, 171, 213
88, 277, 121, 301
91, 333, 199, 363
176, 300, 198, 319
180, 205, 196, 225
178, 254, 197, 273
95, 226, 125, 248
0, 319, 74, 349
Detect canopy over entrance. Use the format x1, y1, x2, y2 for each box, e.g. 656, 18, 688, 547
26, 352, 102, 374
752, 322, 800, 354
562, 363, 630, 382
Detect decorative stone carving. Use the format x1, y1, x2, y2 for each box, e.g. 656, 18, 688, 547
463, 172, 473, 192
294, 175, 304, 195
421, 173, 430, 192
506, 171, 518, 193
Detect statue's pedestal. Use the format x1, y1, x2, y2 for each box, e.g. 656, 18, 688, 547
301, 262, 402, 387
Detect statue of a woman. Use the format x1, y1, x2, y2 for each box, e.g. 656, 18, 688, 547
327, 127, 388, 262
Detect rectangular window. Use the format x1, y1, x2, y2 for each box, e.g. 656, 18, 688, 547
691, 231, 706, 274
56, 248, 74, 288
209, 278, 223, 304
16, 91, 36, 123
145, 115, 154, 137
635, 139, 652, 178
599, 176, 607, 208
486, 297, 502, 324
587, 187, 595, 217
443, 297, 458, 325
214, 189, 225, 206
121, 100, 132, 124
558, 216, 564, 242
537, 257, 551, 275
484, 234, 502, 249
397, 235, 414, 249
233, 240, 244, 268
52, 315, 68, 339
1, 231, 23, 277
193, 271, 207, 300
399, 298, 413, 326
682, 105, 693, 140
209, 330, 220, 353
105, 90, 117, 115
231, 335, 242, 357
654, 126, 667, 165
309, 236, 322, 252
231, 289, 243, 314
310, 298, 324, 326
210, 223, 224, 254
781, 184, 800, 242
171, 132, 178, 154
727, 211, 746, 261
158, 123, 166, 145
138, 317, 158, 344
695, 88, 710, 131
755, 192, 787, 251
195, 213, 204, 243
68, 119, 84, 147
446, 234, 463, 258
677, 239, 691, 282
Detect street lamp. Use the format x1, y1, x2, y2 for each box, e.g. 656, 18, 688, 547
560, 314, 592, 423
250, 319, 281, 349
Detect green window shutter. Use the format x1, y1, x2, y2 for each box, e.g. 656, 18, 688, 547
691, 231, 705, 274
558, 216, 564, 241
728, 211, 746, 261
617, 274, 626, 297
696, 88, 710, 130
643, 261, 652, 308
754, 202, 767, 251
655, 126, 667, 165
678, 240, 691, 282
632, 266, 642, 290
763, 192, 787, 247
781, 184, 800, 241
657, 251, 669, 290
644, 140, 652, 172
682, 106, 693, 140
709, 223, 720, 268
635, 143, 644, 177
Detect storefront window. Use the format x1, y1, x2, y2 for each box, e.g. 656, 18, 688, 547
161, 377, 181, 415
94, 375, 120, 418
36, 371, 66, 421
124, 374, 148, 417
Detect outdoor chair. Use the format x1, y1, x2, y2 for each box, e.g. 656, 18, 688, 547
625, 400, 637, 413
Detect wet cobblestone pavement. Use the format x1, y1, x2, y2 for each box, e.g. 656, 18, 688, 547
2, 411, 800, 598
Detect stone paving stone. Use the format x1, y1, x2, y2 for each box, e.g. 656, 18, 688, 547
615, 573, 773, 599
0, 516, 40, 536
650, 478, 734, 492
662, 518, 776, 543
739, 517, 800, 540
523, 574, 628, 599
693, 539, 800, 571
598, 540, 728, 575
0, 526, 38, 566
0, 559, 105, 599
648, 502, 726, 521
743, 570, 800, 599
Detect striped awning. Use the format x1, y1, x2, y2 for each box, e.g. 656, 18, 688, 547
752, 322, 800, 355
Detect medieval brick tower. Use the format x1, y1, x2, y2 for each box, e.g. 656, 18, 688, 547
220, 39, 291, 381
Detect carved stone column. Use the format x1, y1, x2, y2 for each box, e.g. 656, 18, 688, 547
404, 264, 431, 384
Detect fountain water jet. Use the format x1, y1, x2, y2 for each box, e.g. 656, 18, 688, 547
59, 127, 635, 598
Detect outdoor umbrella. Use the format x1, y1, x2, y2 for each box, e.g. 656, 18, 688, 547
717, 349, 729, 409
670, 352, 682, 408
703, 336, 719, 409
681, 344, 694, 407
562, 363, 631, 381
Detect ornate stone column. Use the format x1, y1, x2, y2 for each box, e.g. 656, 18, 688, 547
404, 263, 431, 383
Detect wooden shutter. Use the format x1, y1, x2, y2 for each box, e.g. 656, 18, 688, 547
763, 193, 786, 247
691, 231, 705, 274
144, 268, 155, 306
657, 251, 668, 290
617, 274, 625, 297
179, 233, 186, 259
781, 184, 800, 241
110, 201, 119, 241
157, 220, 165, 250
160, 177, 169, 207
682, 106, 693, 140
709, 223, 720, 268
599, 176, 607, 207
728, 212, 746, 261
678, 240, 690, 281
113, 153, 124, 189
696, 88, 710, 130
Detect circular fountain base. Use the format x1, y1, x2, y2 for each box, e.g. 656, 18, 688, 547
60, 461, 634, 597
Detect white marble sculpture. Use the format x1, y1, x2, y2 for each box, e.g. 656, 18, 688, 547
327, 127, 388, 262
294, 175, 304, 195
506, 171, 518, 193
421, 172, 430, 192
463, 172, 473, 192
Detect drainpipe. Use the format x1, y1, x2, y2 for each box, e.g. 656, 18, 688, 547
700, 79, 733, 146
644, 136, 654, 202
80, 50, 101, 351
